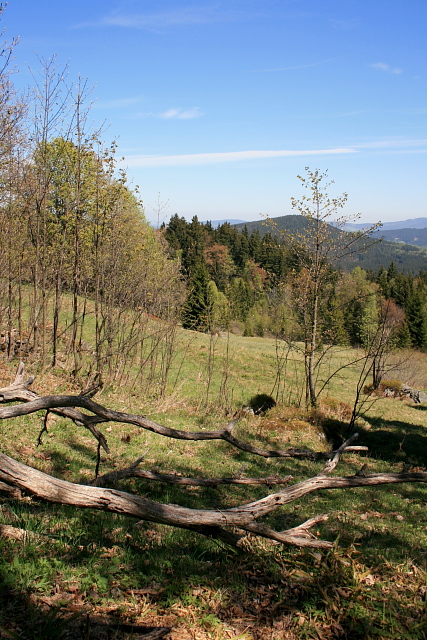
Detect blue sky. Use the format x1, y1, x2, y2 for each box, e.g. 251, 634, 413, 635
3, 0, 427, 225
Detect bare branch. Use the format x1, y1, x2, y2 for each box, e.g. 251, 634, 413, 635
92, 458, 293, 488
242, 515, 332, 549
0, 364, 109, 453
1, 451, 426, 549
0, 390, 368, 462
318, 433, 360, 476
0, 364, 421, 551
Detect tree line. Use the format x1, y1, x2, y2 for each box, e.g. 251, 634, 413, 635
2, 6, 427, 409
164, 214, 427, 351
0, 16, 185, 393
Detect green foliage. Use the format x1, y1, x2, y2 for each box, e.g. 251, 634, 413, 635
207, 280, 229, 330
234, 216, 427, 274
359, 292, 379, 347
405, 282, 427, 350
181, 264, 211, 331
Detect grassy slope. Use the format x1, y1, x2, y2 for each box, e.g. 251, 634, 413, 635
0, 331, 427, 639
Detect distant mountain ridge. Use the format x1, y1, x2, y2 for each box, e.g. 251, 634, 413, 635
192, 216, 427, 233
201, 218, 247, 228
345, 217, 427, 231
231, 215, 427, 274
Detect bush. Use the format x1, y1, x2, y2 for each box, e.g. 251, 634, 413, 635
379, 378, 403, 394
247, 393, 276, 414
363, 378, 403, 397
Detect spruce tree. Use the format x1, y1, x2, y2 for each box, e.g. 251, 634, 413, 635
182, 264, 211, 331
405, 284, 427, 350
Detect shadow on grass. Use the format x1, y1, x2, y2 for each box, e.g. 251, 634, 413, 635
0, 574, 171, 639
1, 409, 426, 638
1, 483, 426, 639
357, 416, 427, 466
2, 532, 423, 640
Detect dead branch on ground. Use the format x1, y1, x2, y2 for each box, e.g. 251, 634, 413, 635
1, 446, 426, 549
91, 457, 293, 488
0, 363, 366, 465
0, 364, 425, 550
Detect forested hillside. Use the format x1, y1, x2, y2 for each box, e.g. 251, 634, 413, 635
164, 214, 427, 351
371, 227, 427, 247
232, 215, 427, 272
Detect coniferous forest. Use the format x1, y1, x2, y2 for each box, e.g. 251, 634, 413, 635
164, 213, 427, 351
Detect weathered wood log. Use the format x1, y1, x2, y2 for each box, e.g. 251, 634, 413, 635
0, 479, 21, 498
0, 363, 109, 453
1, 365, 425, 550
0, 364, 367, 463
91, 457, 293, 488
1, 446, 426, 549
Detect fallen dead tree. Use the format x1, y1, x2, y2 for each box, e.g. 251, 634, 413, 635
0, 363, 426, 549
0, 363, 366, 465
91, 458, 294, 488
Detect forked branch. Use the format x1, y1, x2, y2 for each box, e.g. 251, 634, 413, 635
0, 363, 366, 464
0, 364, 425, 550
0, 446, 426, 549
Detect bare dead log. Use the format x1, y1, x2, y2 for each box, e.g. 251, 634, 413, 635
1, 439, 426, 549
91, 456, 293, 488
0, 480, 21, 498
0, 364, 367, 463
0, 363, 109, 453
1, 365, 424, 550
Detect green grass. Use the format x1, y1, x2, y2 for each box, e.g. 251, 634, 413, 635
0, 335, 427, 638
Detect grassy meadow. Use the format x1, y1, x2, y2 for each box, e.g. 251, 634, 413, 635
1, 328, 427, 639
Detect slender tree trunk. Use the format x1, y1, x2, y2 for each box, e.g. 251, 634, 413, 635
308, 283, 319, 407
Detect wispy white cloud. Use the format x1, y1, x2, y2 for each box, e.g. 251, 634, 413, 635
159, 107, 203, 120
371, 62, 402, 75
354, 138, 427, 149
79, 5, 247, 30
123, 147, 356, 168
122, 138, 427, 167
78, 4, 312, 31
129, 107, 203, 120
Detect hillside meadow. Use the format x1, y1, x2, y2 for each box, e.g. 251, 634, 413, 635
1, 328, 427, 639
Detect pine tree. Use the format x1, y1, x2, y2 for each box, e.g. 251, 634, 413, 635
182, 264, 211, 331
405, 283, 427, 350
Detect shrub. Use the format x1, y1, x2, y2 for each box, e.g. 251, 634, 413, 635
378, 378, 403, 395
247, 393, 276, 414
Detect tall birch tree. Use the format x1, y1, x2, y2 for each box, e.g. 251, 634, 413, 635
277, 168, 380, 407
